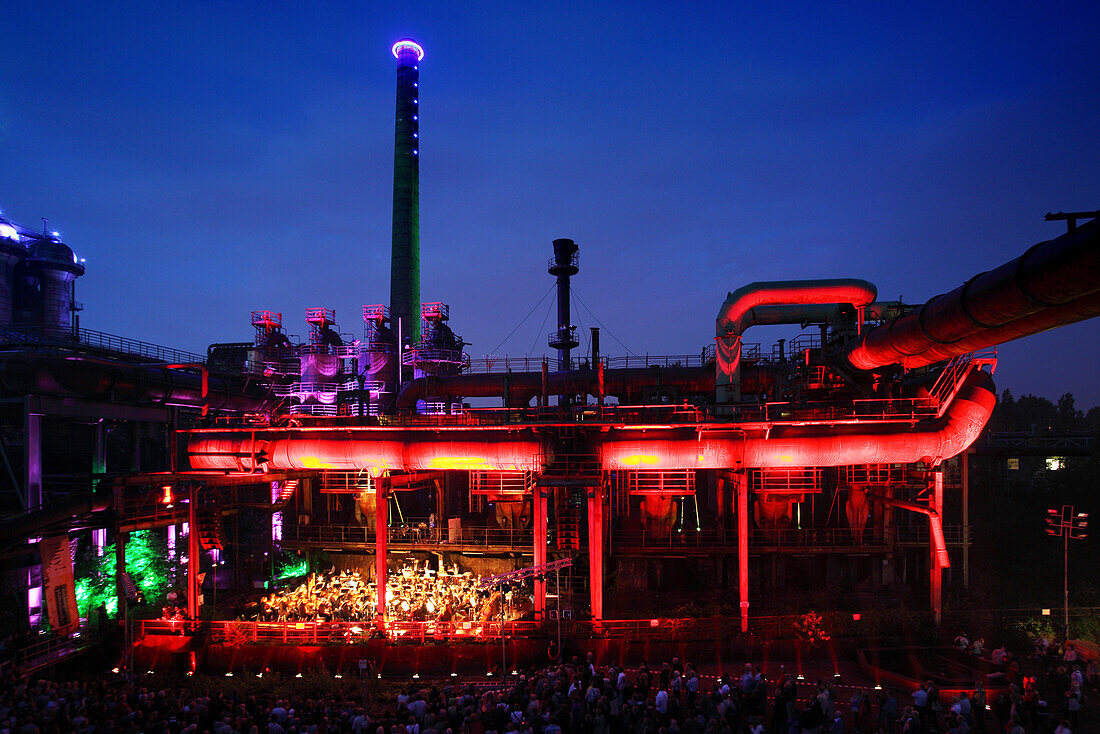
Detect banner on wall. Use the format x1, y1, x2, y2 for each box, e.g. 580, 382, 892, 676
40, 535, 80, 635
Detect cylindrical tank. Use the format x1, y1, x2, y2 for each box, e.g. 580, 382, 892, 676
27, 236, 83, 335
0, 220, 24, 328
358, 324, 398, 412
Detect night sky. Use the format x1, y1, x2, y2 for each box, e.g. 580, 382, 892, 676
3, 1, 1098, 408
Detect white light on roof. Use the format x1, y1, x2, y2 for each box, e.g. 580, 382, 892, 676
0, 224, 17, 241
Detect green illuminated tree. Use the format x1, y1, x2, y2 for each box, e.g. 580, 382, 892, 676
74, 529, 170, 619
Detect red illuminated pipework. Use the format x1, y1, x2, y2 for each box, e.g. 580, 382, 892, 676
600, 369, 995, 470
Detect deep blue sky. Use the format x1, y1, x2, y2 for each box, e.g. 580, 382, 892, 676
3, 1, 1098, 408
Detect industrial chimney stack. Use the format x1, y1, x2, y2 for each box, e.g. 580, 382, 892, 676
547, 238, 580, 370
389, 39, 424, 344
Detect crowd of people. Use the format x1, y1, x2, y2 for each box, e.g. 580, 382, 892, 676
251, 563, 526, 625
1, 636, 1093, 734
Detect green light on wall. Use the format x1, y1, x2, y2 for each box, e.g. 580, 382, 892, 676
74, 530, 168, 619
275, 554, 309, 582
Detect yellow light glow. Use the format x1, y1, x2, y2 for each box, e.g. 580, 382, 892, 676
300, 456, 337, 469
777, 454, 794, 463
620, 454, 661, 466
427, 457, 498, 470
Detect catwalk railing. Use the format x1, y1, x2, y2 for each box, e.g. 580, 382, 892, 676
281, 523, 533, 550
463, 348, 716, 375
0, 323, 206, 364
612, 527, 890, 551
278, 524, 968, 552
13, 627, 92, 672
376, 396, 943, 427
134, 606, 1100, 644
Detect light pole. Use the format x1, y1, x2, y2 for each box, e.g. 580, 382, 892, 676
1045, 505, 1088, 638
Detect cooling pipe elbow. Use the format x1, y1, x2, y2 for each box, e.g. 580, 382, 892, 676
715, 279, 877, 402
716, 279, 878, 336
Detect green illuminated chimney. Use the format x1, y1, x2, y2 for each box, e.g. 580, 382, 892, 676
390, 39, 423, 343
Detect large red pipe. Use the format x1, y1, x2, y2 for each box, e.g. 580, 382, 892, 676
716, 279, 879, 336
190, 369, 994, 473
845, 218, 1100, 370
187, 429, 545, 473
715, 279, 878, 401
599, 368, 995, 470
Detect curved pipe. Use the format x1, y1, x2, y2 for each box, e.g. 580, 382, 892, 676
188, 430, 545, 473
0, 351, 272, 413
715, 279, 878, 402
599, 368, 995, 470
845, 218, 1100, 370
395, 364, 752, 412
716, 279, 879, 336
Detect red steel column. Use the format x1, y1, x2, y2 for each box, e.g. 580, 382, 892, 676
737, 471, 750, 633
187, 484, 201, 620
588, 483, 604, 621
930, 470, 944, 626
375, 479, 389, 630
534, 487, 547, 620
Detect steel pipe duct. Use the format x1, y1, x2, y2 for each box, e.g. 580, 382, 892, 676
395, 364, 745, 411
716, 279, 879, 336
716, 279, 878, 402
0, 352, 271, 413
600, 368, 995, 470
187, 430, 545, 473
845, 218, 1100, 370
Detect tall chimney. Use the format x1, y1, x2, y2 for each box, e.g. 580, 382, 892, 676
547, 238, 579, 370
390, 39, 424, 343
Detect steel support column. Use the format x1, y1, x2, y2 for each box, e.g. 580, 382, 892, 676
587, 483, 604, 622
130, 422, 142, 472
931, 470, 944, 626
187, 485, 200, 620
534, 487, 547, 619
961, 450, 970, 589
375, 480, 389, 629
716, 476, 727, 530
24, 404, 43, 510
116, 530, 128, 620
736, 471, 749, 632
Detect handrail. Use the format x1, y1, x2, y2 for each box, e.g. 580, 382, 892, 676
0, 323, 206, 364
135, 605, 1100, 644
277, 524, 971, 552
281, 523, 534, 549
461, 349, 716, 375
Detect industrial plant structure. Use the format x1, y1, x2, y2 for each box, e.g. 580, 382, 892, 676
1, 39, 1098, 670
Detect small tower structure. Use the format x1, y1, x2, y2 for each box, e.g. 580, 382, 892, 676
547, 238, 579, 370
